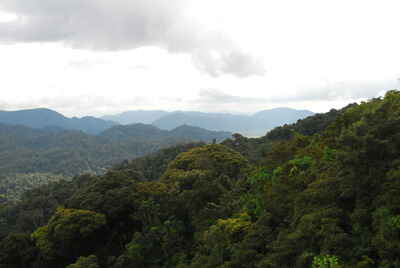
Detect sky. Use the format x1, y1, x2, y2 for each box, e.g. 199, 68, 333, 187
0, 0, 399, 117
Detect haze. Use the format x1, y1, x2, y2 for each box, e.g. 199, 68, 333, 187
0, 0, 399, 117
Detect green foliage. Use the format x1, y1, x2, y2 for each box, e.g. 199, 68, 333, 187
0, 174, 91, 237
311, 255, 340, 268
322, 147, 337, 162
5, 91, 400, 268
240, 168, 270, 217
66, 255, 99, 268
114, 142, 205, 180
0, 172, 71, 202
0, 123, 225, 177
266, 107, 344, 140
163, 144, 250, 181
389, 215, 400, 229
0, 233, 37, 268
162, 144, 250, 231
32, 208, 106, 263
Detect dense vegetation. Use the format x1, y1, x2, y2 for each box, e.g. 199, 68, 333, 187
0, 122, 230, 204
2, 91, 400, 267
0, 122, 229, 175
0, 173, 70, 202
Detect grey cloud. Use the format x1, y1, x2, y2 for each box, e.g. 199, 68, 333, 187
0, 0, 265, 77
220, 51, 265, 77
197, 89, 267, 104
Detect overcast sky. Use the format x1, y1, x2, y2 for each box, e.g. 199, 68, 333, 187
0, 0, 399, 117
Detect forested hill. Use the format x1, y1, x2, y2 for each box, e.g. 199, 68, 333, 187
4, 91, 400, 267
0, 108, 117, 134
0, 123, 231, 176
0, 123, 231, 202
100, 123, 231, 142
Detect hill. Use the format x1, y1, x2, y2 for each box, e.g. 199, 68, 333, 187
0, 108, 117, 134
101, 123, 231, 143
0, 122, 231, 176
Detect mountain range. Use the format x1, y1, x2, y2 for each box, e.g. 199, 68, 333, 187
0, 108, 117, 135
0, 107, 313, 137
103, 107, 314, 136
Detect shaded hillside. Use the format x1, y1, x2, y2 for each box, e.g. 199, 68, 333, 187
100, 123, 167, 141
100, 123, 231, 143
0, 108, 117, 134
0, 123, 231, 177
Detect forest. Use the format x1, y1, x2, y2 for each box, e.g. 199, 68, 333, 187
1, 90, 400, 267
0, 123, 230, 202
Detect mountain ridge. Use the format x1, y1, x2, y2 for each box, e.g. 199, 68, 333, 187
102, 107, 314, 136
152, 108, 314, 136
0, 108, 117, 134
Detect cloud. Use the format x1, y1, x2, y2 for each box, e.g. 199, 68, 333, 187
197, 88, 266, 104
0, 0, 265, 77
269, 80, 398, 102
67, 59, 109, 70
193, 80, 398, 110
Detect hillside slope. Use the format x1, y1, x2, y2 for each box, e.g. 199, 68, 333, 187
0, 123, 231, 177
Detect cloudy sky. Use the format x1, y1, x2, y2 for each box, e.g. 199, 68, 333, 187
0, 0, 399, 117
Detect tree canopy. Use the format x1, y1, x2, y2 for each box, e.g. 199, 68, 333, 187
2, 91, 400, 267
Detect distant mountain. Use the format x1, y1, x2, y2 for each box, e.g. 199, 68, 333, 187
101, 108, 314, 136
253, 107, 314, 123
102, 110, 169, 124
152, 108, 314, 136
0, 107, 313, 137
0, 108, 117, 134
152, 111, 243, 131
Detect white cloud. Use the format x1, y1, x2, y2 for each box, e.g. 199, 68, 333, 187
0, 0, 399, 116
